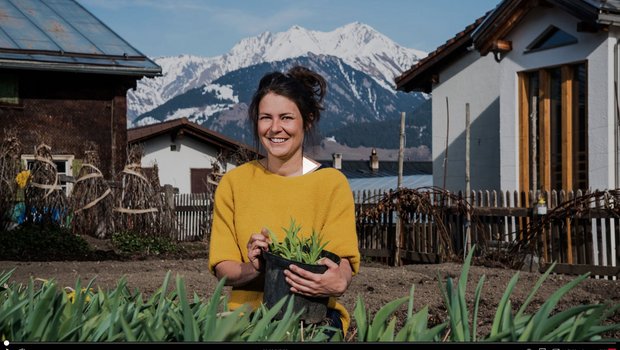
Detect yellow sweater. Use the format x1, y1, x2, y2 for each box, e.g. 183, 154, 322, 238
208, 160, 360, 333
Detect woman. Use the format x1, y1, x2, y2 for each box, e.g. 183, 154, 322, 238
208, 65, 360, 336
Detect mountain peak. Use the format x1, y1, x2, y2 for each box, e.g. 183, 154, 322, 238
342, 21, 375, 32
128, 22, 427, 120
227, 22, 424, 88
289, 24, 305, 31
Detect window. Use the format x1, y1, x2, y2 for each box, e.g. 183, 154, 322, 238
190, 168, 212, 193
0, 72, 20, 106
22, 155, 74, 196
518, 62, 588, 193
525, 25, 577, 53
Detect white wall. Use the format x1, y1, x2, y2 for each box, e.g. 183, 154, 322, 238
496, 7, 614, 191
139, 134, 237, 193
432, 50, 500, 192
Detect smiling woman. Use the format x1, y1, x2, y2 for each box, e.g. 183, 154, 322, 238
207, 65, 360, 337
256, 92, 306, 175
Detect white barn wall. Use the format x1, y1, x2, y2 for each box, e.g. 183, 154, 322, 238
611, 26, 620, 189
139, 134, 237, 193
588, 36, 615, 190
600, 34, 620, 189
432, 50, 500, 192
496, 7, 613, 191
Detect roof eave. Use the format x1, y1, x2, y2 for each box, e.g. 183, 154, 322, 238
598, 13, 620, 26
473, 0, 618, 56
0, 59, 162, 77
128, 118, 258, 154
395, 37, 473, 93
472, 0, 534, 56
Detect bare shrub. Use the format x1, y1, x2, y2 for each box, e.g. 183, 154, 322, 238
113, 144, 171, 237
0, 131, 22, 230
24, 143, 68, 226
70, 142, 114, 238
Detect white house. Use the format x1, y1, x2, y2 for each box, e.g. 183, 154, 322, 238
127, 118, 258, 193
396, 0, 620, 197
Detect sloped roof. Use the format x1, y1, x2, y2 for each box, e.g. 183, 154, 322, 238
395, 11, 492, 93
318, 159, 433, 194
0, 0, 161, 76
396, 0, 620, 92
128, 118, 259, 156
473, 0, 620, 55
348, 175, 433, 193
320, 160, 432, 179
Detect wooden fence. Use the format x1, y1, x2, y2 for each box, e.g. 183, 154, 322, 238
173, 189, 619, 278
355, 189, 620, 278
173, 193, 211, 241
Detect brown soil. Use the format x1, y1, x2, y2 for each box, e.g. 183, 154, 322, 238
1, 238, 619, 340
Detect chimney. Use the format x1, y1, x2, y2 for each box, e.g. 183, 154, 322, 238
370, 148, 379, 172
332, 153, 342, 169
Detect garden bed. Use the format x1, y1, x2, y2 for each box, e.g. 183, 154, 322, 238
1, 238, 618, 340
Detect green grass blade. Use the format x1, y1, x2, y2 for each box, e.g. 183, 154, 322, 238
490, 272, 520, 337
367, 296, 408, 341
472, 275, 485, 341
353, 295, 368, 341
515, 261, 556, 320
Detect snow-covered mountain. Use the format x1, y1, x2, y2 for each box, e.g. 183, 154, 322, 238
132, 54, 431, 161
127, 22, 426, 121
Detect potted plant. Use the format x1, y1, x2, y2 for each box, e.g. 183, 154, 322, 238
262, 218, 340, 324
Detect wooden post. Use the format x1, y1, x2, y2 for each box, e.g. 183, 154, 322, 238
398, 111, 405, 189
394, 112, 406, 266
443, 97, 450, 193
561, 66, 574, 264
163, 184, 177, 237
465, 103, 471, 257
163, 184, 175, 211
530, 96, 537, 196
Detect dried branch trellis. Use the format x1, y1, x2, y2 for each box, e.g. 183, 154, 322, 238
24, 143, 69, 226
70, 142, 114, 238
201, 147, 254, 239
508, 189, 620, 269
0, 131, 22, 230
150, 162, 176, 237
113, 144, 171, 237
357, 186, 481, 262
205, 147, 254, 197
359, 186, 620, 269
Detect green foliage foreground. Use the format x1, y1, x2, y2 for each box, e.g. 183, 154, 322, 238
0, 247, 618, 342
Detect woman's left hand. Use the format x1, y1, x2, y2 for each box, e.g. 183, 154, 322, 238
283, 258, 352, 297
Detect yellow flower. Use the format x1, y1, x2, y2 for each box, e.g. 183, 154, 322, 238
65, 287, 94, 303
15, 170, 31, 189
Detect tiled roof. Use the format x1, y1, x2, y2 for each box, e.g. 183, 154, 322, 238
0, 0, 161, 76
128, 118, 259, 155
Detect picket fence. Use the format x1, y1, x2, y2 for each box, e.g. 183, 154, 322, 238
354, 188, 619, 278
173, 193, 211, 241
173, 189, 619, 278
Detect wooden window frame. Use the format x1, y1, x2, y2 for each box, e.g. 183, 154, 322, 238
518, 62, 587, 193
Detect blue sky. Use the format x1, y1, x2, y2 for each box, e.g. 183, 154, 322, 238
79, 0, 502, 58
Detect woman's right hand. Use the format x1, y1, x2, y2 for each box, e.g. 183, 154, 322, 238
247, 228, 270, 272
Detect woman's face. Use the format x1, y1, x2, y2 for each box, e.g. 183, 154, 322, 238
257, 92, 304, 162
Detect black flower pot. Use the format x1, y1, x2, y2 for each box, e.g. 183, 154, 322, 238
262, 249, 341, 323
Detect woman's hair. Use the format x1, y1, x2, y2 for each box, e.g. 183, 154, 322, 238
248, 65, 327, 152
